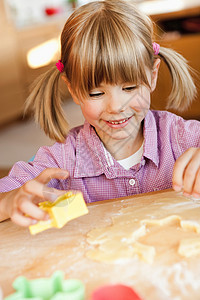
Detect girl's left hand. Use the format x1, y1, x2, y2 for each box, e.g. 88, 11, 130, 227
173, 147, 200, 198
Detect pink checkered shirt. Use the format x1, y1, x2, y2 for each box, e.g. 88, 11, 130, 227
0, 110, 200, 203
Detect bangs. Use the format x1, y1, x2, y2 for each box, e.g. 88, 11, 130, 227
64, 1, 153, 99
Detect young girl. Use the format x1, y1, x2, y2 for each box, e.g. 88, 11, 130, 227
0, 0, 199, 227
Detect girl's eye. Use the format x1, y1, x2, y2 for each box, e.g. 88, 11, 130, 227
89, 92, 104, 97
123, 86, 137, 91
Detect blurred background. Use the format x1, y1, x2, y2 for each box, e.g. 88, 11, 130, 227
0, 0, 200, 177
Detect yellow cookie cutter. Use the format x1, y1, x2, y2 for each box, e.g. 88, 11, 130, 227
29, 191, 88, 235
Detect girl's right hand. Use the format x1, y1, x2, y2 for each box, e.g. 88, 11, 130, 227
5, 168, 69, 227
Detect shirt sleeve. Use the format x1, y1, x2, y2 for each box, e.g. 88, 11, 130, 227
0, 143, 63, 192
172, 116, 200, 159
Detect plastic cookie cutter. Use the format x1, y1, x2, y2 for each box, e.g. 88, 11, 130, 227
29, 191, 88, 235
5, 271, 85, 300
91, 284, 143, 300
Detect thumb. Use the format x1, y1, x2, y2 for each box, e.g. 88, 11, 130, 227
36, 168, 69, 184
36, 168, 69, 202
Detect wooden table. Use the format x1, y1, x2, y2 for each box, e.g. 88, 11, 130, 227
1, 189, 200, 300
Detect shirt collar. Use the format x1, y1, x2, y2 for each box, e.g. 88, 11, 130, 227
74, 110, 159, 178
143, 110, 159, 167
74, 121, 116, 178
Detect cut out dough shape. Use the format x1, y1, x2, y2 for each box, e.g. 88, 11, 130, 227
87, 241, 155, 264
141, 215, 181, 226
178, 238, 200, 258
87, 224, 146, 245
86, 223, 155, 263
86, 214, 200, 264
180, 220, 200, 233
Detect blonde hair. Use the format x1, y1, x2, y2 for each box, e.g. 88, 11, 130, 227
25, 0, 197, 143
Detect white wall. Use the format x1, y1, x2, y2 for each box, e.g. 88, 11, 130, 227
4, 0, 71, 28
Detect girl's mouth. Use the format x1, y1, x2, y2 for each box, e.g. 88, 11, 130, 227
105, 116, 132, 128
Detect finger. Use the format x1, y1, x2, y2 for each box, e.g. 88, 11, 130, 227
18, 197, 49, 221
11, 208, 38, 227
173, 148, 196, 191
192, 168, 200, 198
22, 175, 68, 200
36, 168, 69, 184
42, 186, 63, 202
32, 196, 44, 205
22, 180, 49, 199
183, 153, 200, 195
32, 193, 60, 205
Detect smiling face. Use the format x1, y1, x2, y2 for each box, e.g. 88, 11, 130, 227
66, 60, 160, 159
61, 0, 160, 158
75, 82, 150, 143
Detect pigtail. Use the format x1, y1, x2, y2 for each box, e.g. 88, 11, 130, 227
25, 67, 68, 143
158, 46, 197, 110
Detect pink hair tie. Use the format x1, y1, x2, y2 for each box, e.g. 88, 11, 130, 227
56, 60, 64, 72
152, 42, 160, 55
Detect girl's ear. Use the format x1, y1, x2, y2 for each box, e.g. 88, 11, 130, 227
151, 58, 161, 92
61, 75, 80, 105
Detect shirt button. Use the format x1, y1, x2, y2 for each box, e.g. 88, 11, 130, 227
129, 179, 136, 186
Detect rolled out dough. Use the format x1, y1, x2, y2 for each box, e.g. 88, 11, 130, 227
86, 211, 200, 264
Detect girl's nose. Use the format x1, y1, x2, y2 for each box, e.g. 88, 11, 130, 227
106, 95, 125, 113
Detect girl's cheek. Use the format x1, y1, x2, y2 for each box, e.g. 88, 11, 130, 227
81, 102, 102, 119
134, 90, 151, 112
131, 100, 150, 114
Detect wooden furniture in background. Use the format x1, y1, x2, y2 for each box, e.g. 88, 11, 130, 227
0, 0, 69, 127
0, 0, 25, 126
151, 3, 200, 120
